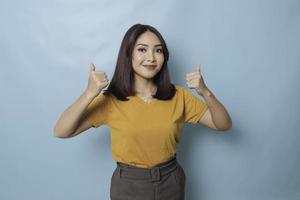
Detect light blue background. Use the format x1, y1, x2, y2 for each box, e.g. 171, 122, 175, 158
1, 0, 299, 199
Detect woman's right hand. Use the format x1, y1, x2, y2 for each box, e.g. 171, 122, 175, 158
85, 63, 109, 97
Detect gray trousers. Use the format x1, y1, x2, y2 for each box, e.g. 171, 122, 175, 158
110, 155, 186, 200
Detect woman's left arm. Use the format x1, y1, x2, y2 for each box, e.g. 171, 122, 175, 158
186, 64, 232, 131
199, 89, 232, 131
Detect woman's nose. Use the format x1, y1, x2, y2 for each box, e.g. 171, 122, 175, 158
146, 51, 156, 62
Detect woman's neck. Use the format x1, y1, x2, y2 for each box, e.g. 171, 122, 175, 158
134, 77, 157, 95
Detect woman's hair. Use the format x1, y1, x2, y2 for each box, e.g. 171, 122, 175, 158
103, 23, 176, 101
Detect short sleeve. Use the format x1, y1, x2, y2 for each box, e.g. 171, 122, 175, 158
182, 87, 209, 124
83, 93, 112, 128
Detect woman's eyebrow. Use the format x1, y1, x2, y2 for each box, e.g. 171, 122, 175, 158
136, 43, 162, 47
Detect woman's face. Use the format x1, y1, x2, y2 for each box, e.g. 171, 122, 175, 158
131, 31, 165, 80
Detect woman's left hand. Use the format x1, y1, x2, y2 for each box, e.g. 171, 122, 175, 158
185, 64, 209, 96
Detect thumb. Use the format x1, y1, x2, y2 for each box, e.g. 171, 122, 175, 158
90, 63, 95, 72
195, 64, 201, 73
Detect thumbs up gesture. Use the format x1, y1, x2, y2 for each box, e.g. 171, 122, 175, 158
185, 64, 208, 96
86, 63, 109, 96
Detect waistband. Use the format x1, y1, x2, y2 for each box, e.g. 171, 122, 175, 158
116, 154, 178, 182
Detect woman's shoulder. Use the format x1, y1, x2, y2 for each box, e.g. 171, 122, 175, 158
90, 92, 113, 104
173, 84, 195, 99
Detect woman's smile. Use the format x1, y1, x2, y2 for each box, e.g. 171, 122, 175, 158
142, 64, 157, 70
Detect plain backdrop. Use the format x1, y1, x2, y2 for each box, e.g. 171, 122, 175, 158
1, 0, 299, 199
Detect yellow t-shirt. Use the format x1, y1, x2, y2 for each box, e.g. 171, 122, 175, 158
84, 85, 208, 168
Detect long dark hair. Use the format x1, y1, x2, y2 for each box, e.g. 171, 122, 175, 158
103, 23, 176, 101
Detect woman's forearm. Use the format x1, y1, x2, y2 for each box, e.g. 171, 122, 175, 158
200, 89, 232, 131
53, 90, 97, 138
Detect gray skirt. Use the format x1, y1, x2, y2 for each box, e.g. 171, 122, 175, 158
110, 155, 186, 200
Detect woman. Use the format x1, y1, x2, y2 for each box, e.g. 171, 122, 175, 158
54, 24, 232, 200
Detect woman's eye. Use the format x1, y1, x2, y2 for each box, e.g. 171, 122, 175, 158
157, 49, 163, 53
137, 48, 146, 52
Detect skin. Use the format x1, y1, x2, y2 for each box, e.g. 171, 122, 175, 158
53, 64, 109, 138
186, 64, 232, 131
131, 31, 164, 96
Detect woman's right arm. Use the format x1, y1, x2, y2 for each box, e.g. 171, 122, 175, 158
53, 63, 109, 138
53, 90, 98, 138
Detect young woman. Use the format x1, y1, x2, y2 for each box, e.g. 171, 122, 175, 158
54, 24, 232, 200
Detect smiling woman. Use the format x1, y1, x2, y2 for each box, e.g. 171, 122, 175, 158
54, 23, 231, 200
103, 24, 176, 103
131, 31, 165, 102
100, 24, 189, 200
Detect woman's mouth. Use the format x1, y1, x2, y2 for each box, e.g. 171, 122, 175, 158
143, 65, 157, 70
